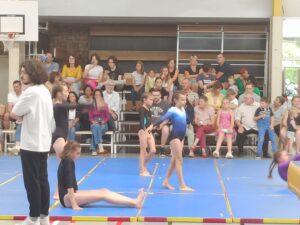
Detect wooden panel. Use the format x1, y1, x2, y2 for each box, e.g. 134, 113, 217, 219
179, 52, 265, 61
90, 25, 177, 37
223, 25, 267, 32
179, 25, 222, 32
89, 50, 176, 61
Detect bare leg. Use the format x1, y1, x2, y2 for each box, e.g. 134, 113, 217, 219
295, 130, 300, 154
213, 133, 224, 157
53, 138, 66, 199
144, 133, 156, 166
161, 125, 169, 148
227, 136, 233, 154
138, 130, 150, 176
64, 188, 145, 209
162, 156, 175, 190
171, 139, 194, 192
3, 112, 10, 130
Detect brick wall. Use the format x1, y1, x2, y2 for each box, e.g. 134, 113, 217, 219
48, 23, 90, 67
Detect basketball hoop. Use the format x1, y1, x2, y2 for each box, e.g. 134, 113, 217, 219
1, 32, 19, 52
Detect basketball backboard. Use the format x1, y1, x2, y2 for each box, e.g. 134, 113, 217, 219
0, 1, 38, 42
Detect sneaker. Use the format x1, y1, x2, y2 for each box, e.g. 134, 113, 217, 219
40, 216, 50, 225
225, 152, 234, 159
213, 151, 220, 158
263, 154, 272, 158
255, 156, 262, 160
188, 150, 194, 158
16, 217, 40, 225
8, 145, 20, 155
91, 151, 97, 156
159, 147, 166, 158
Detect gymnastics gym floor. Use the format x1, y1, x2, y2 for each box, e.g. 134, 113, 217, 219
0, 155, 299, 225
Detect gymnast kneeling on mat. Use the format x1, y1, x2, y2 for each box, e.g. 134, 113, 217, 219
268, 150, 300, 181
58, 141, 145, 210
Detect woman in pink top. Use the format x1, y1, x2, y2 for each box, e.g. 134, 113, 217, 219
189, 95, 215, 158
213, 98, 235, 159
83, 54, 103, 91
89, 89, 110, 155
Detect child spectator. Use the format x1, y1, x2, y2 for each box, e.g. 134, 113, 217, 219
131, 61, 146, 111
145, 69, 157, 93
227, 75, 238, 95
254, 97, 277, 159
226, 89, 238, 110
286, 107, 299, 155
213, 98, 235, 159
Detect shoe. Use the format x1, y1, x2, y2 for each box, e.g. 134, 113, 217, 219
213, 151, 220, 158
40, 216, 50, 225
255, 153, 261, 160
237, 150, 244, 157
8, 145, 20, 155
159, 147, 166, 158
201, 149, 208, 158
225, 152, 234, 159
91, 151, 97, 156
188, 151, 194, 158
16, 217, 40, 225
263, 154, 271, 158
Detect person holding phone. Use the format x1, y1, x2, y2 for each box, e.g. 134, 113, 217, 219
83, 54, 103, 91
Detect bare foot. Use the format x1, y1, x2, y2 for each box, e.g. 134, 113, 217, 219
162, 181, 175, 190
139, 170, 151, 177
135, 188, 145, 208
53, 193, 59, 200
180, 186, 195, 192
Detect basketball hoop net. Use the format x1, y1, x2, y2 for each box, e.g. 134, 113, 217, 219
1, 32, 19, 52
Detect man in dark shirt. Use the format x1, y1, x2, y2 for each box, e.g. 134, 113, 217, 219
215, 53, 232, 88
150, 89, 170, 157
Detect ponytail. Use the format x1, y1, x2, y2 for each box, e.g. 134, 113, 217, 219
268, 159, 277, 179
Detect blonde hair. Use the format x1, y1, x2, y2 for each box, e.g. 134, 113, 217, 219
289, 107, 299, 117
60, 141, 81, 159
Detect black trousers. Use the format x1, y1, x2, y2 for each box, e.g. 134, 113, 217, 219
236, 129, 269, 155
20, 150, 50, 217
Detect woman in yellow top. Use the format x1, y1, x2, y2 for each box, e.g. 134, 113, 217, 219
205, 81, 224, 111
62, 55, 82, 95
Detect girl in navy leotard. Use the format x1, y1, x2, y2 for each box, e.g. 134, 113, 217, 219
138, 93, 156, 176
269, 150, 300, 181
155, 92, 194, 192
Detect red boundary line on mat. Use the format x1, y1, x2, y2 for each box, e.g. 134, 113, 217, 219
143, 217, 167, 222
107, 217, 131, 222
203, 218, 228, 223
239, 218, 264, 223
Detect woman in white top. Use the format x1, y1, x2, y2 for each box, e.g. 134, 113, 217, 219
83, 54, 103, 91
131, 61, 146, 110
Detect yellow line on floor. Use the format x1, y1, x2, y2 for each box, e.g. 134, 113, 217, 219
0, 173, 21, 187
214, 159, 234, 221
49, 157, 106, 212
136, 162, 159, 218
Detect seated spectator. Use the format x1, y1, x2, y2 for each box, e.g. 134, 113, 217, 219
185, 98, 195, 153
271, 96, 286, 137
45, 71, 62, 93
145, 69, 157, 93
215, 53, 232, 88
280, 95, 300, 151
67, 91, 80, 141
238, 82, 261, 105
83, 53, 103, 91
152, 77, 169, 101
235, 67, 260, 96
150, 89, 171, 157
89, 89, 110, 155
168, 59, 180, 91
205, 81, 224, 111
184, 55, 201, 81
197, 64, 215, 95
44, 52, 59, 76
227, 89, 238, 110
235, 93, 269, 157
131, 61, 146, 111
6, 80, 23, 154
181, 78, 199, 107
106, 56, 125, 90
62, 55, 82, 95
189, 95, 215, 158
103, 79, 121, 131
227, 75, 238, 95
161, 66, 174, 101
78, 85, 94, 131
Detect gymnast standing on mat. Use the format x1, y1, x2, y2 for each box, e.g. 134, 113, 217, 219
58, 141, 145, 210
138, 93, 156, 176
155, 91, 194, 192
268, 150, 300, 181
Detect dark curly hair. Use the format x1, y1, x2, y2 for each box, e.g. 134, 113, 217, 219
19, 60, 48, 85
